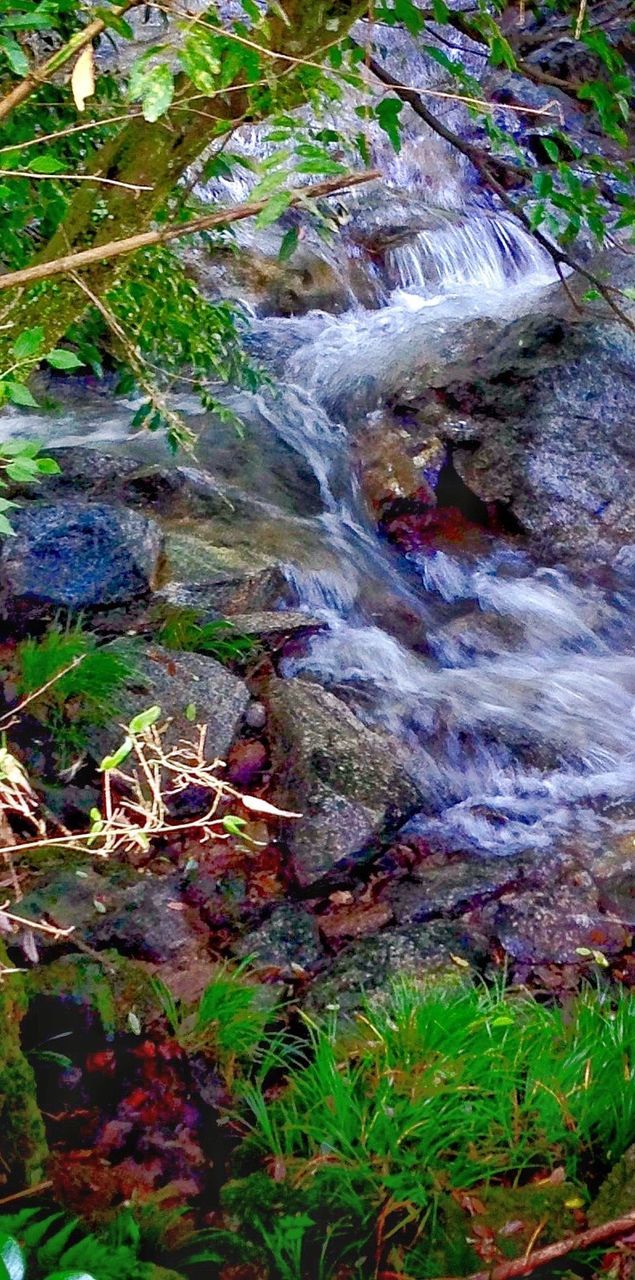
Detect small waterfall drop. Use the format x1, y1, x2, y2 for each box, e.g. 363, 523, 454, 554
387, 212, 554, 296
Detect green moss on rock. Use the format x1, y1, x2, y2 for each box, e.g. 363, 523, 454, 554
0, 941, 48, 1192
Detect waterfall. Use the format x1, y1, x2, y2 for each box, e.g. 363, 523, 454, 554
386, 211, 554, 296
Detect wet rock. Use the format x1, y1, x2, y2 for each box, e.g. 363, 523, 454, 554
305, 920, 488, 1016
0, 940, 48, 1192
0, 501, 164, 622
5, 869, 129, 963
597, 872, 635, 929
221, 610, 327, 644
491, 886, 631, 964
356, 413, 442, 516
157, 568, 296, 617
386, 853, 531, 924
318, 897, 394, 948
112, 644, 250, 759
448, 316, 635, 562
266, 677, 424, 886
233, 903, 322, 975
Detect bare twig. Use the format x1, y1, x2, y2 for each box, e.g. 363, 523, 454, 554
440, 1210, 635, 1280
0, 169, 380, 292
0, 655, 86, 730
0, 169, 153, 192
0, 1181, 54, 1208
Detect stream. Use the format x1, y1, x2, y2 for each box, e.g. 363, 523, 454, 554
3, 203, 635, 888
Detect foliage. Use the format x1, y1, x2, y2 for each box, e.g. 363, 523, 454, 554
13, 623, 138, 763
156, 605, 256, 665
0, 0, 631, 436
0, 1207, 168, 1280
223, 979, 635, 1277
152, 959, 278, 1084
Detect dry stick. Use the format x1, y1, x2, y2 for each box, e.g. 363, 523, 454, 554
0, 0, 146, 125
0, 168, 381, 292
440, 1209, 635, 1280
0, 1181, 54, 1208
359, 49, 635, 334
0, 169, 153, 192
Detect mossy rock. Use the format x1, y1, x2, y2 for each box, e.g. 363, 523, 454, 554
589, 1145, 635, 1224
26, 951, 162, 1037
0, 941, 48, 1192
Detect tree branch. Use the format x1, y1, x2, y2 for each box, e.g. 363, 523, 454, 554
0, 0, 145, 125
0, 169, 381, 292
440, 1209, 635, 1280
359, 48, 634, 333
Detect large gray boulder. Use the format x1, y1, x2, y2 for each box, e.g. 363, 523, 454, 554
266, 677, 423, 886
110, 644, 251, 761
0, 501, 163, 621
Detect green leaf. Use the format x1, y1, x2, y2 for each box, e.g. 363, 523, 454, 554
255, 189, 292, 228
11, 325, 45, 360
45, 348, 84, 370
0, 514, 16, 537
129, 61, 174, 122
180, 33, 221, 93
376, 97, 404, 152
3, 381, 39, 407
278, 226, 299, 261
27, 153, 66, 174
184, 702, 197, 722
5, 457, 41, 481
0, 35, 29, 75
128, 704, 162, 734
99, 736, 134, 771
34, 456, 61, 475
223, 815, 247, 836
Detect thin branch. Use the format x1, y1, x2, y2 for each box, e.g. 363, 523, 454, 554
359, 48, 635, 334
0, 111, 145, 155
0, 168, 381, 292
0, 169, 153, 191
441, 1209, 635, 1280
0, 0, 146, 126
0, 655, 86, 730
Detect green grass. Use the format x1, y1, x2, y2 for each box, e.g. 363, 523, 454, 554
3, 975, 633, 1279
13, 622, 138, 764
225, 979, 635, 1278
155, 605, 256, 665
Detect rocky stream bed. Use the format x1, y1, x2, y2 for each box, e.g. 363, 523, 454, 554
0, 12, 634, 1259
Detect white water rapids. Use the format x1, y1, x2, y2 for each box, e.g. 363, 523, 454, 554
2, 204, 634, 876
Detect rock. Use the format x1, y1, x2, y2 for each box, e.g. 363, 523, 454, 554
266, 677, 424, 886
588, 1145, 635, 1226
226, 739, 268, 788
221, 610, 327, 644
157, 569, 296, 616
233, 903, 322, 975
113, 644, 250, 760
0, 940, 48, 1192
448, 315, 635, 562
25, 951, 162, 1035
245, 701, 267, 731
491, 886, 631, 964
87, 876, 209, 964
597, 872, 635, 929
356, 413, 441, 516
5, 869, 209, 967
305, 921, 488, 1016
386, 853, 531, 924
0, 501, 163, 622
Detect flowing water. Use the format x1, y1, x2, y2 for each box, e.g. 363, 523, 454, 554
2, 174, 634, 877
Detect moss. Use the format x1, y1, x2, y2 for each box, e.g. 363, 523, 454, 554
0, 941, 48, 1192
26, 951, 162, 1036
589, 1145, 635, 1224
